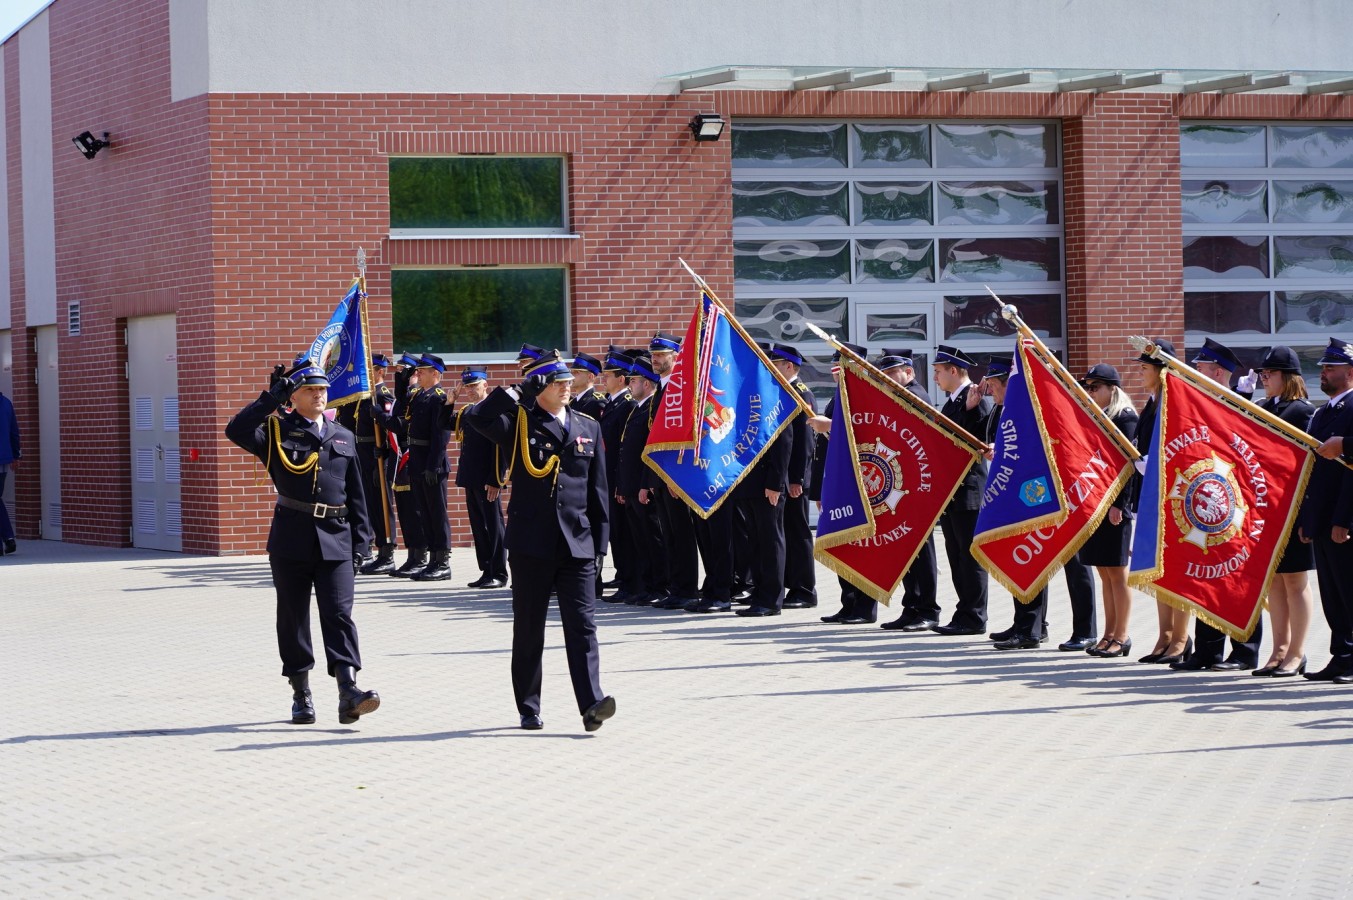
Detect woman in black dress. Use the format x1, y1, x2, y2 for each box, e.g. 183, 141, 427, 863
1077, 365, 1140, 658
1253, 347, 1317, 677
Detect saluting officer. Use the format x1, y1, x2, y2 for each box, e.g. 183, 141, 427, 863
932, 345, 994, 635
380, 352, 425, 576
225, 363, 380, 725
452, 366, 509, 589
392, 354, 457, 582
596, 349, 637, 602
469, 350, 617, 732
335, 353, 399, 575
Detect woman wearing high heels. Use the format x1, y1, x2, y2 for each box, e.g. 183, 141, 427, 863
1077, 364, 1140, 659
1253, 347, 1316, 678
1133, 341, 1194, 665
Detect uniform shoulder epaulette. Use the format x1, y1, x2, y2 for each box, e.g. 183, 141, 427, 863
432, 387, 447, 399
592, 389, 605, 400
796, 381, 813, 396
571, 409, 598, 422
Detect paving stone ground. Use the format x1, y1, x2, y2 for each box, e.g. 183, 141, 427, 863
3, 538, 1352, 898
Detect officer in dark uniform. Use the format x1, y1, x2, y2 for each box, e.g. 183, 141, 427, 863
874, 349, 944, 632
643, 332, 702, 610
1300, 338, 1353, 682
452, 367, 509, 588
810, 342, 881, 624
614, 352, 664, 604
225, 363, 380, 725
335, 353, 399, 575
932, 345, 995, 635
766, 342, 819, 611
391, 354, 457, 582
468, 350, 617, 732
596, 349, 637, 602
1172, 338, 1264, 669
380, 352, 424, 576
569, 352, 608, 419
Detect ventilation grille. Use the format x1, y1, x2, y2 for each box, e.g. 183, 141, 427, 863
166, 502, 182, 536
136, 448, 156, 482
67, 302, 81, 336
164, 450, 180, 484
163, 397, 179, 431
134, 397, 153, 430
136, 499, 157, 534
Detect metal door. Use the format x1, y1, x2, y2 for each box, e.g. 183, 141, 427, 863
35, 325, 61, 539
127, 315, 181, 551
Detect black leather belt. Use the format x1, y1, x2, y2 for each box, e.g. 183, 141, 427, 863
276, 496, 348, 518
355, 436, 378, 444
408, 438, 430, 447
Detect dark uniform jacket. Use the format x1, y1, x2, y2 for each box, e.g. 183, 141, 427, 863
392, 386, 454, 475
571, 387, 607, 420
616, 395, 653, 499
1300, 392, 1353, 534
598, 388, 635, 489
225, 392, 373, 561
469, 387, 611, 559
452, 403, 509, 490
787, 379, 817, 492
335, 382, 395, 443
732, 416, 793, 498
941, 382, 994, 511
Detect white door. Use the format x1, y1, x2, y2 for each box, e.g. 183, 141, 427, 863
0, 330, 13, 524
127, 315, 181, 551
35, 325, 61, 539
850, 300, 935, 393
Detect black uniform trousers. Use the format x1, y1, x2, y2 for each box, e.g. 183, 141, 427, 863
608, 495, 635, 587
270, 556, 361, 677
900, 534, 940, 620
731, 502, 755, 595
394, 484, 424, 549
358, 443, 396, 548
1063, 555, 1098, 641
414, 471, 452, 551
840, 579, 878, 623
1314, 535, 1353, 667
695, 502, 735, 602
1010, 588, 1049, 639
508, 548, 604, 717
739, 493, 787, 610
624, 496, 665, 598
940, 506, 988, 630
1193, 617, 1263, 666
782, 493, 817, 604
656, 486, 700, 599
464, 485, 507, 579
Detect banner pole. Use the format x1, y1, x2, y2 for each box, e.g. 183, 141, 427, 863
356, 247, 394, 543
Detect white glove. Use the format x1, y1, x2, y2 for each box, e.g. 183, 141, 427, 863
1133, 459, 1147, 476
1236, 369, 1258, 394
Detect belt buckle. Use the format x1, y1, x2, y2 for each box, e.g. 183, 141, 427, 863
312, 503, 328, 518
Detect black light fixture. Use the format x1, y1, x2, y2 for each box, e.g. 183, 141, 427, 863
688, 112, 726, 142
72, 131, 110, 160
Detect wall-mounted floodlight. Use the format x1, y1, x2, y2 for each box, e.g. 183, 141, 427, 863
688, 113, 726, 142
72, 131, 110, 160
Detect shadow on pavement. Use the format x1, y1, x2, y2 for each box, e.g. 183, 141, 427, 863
219, 726, 593, 751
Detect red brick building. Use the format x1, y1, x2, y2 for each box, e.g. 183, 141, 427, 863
2, 0, 1351, 554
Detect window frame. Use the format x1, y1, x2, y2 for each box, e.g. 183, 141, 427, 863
387, 153, 572, 238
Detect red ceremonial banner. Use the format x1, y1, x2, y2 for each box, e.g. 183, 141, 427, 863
1130, 370, 1314, 640
815, 360, 980, 603
971, 340, 1137, 601
644, 301, 703, 447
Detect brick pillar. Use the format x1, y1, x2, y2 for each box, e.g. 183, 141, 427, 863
1062, 95, 1183, 401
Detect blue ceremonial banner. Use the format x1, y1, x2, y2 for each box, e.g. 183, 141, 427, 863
642, 291, 808, 517
815, 384, 873, 540
1129, 408, 1163, 578
304, 279, 372, 407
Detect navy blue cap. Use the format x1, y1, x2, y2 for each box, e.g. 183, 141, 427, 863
984, 355, 1014, 379
1136, 338, 1175, 366
524, 350, 574, 383
602, 350, 633, 374
461, 367, 487, 384
830, 341, 867, 363
570, 352, 602, 376
650, 332, 681, 353
1259, 346, 1302, 373
767, 342, 803, 366
628, 354, 661, 383
1317, 337, 1353, 365
1191, 337, 1240, 373
516, 343, 544, 368
398, 352, 422, 369
934, 345, 976, 368
876, 347, 914, 370
416, 354, 446, 373
371, 353, 392, 369
1081, 363, 1121, 385
292, 364, 329, 387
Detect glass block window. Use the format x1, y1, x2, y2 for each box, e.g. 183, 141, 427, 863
732, 120, 1064, 401
391, 268, 567, 361
1181, 121, 1353, 397
389, 157, 566, 234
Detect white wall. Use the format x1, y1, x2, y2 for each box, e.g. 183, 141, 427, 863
170, 0, 1353, 100
0, 45, 9, 334
18, 11, 54, 329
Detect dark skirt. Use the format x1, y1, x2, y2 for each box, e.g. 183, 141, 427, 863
1275, 529, 1315, 573
1078, 512, 1131, 568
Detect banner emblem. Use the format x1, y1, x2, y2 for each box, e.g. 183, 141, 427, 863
859, 440, 907, 514
1020, 478, 1051, 507
1169, 456, 1246, 551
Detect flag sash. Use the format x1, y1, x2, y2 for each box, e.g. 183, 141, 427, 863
1128, 368, 1314, 640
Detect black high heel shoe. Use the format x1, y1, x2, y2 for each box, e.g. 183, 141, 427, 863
1156, 637, 1192, 665
1100, 637, 1133, 658
1139, 646, 1169, 664
1271, 656, 1307, 678
1252, 660, 1283, 676
1086, 638, 1113, 658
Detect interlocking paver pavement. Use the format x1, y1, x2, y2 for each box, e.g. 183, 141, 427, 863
3, 538, 1351, 898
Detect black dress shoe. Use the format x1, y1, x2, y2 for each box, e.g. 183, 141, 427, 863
838, 616, 877, 625
335, 665, 380, 725
602, 590, 631, 604
583, 696, 616, 733
781, 598, 817, 609
736, 605, 781, 617
989, 627, 1015, 642
653, 595, 692, 610
1331, 670, 1353, 684
1211, 660, 1254, 672
1251, 662, 1282, 676
476, 577, 507, 589
933, 622, 985, 636
466, 575, 492, 588
602, 578, 621, 588
731, 590, 754, 604
993, 635, 1040, 650
1303, 663, 1347, 682
520, 714, 544, 730
688, 599, 731, 614
1060, 637, 1098, 652
820, 610, 849, 623
288, 673, 316, 725
880, 614, 918, 631
1169, 655, 1215, 671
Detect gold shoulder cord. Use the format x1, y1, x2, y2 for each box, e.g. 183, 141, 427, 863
506, 406, 561, 494
264, 415, 321, 494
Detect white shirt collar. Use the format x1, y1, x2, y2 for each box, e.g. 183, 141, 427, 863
1327, 386, 1353, 407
